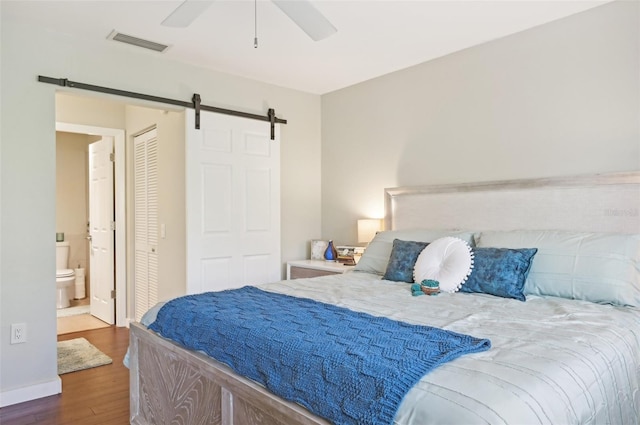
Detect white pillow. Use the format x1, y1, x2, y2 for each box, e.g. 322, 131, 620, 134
413, 237, 474, 293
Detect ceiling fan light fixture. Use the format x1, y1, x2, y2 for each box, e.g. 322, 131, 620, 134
161, 0, 214, 27
272, 0, 337, 41
161, 0, 337, 42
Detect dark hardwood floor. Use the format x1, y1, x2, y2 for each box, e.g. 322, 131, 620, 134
0, 326, 130, 425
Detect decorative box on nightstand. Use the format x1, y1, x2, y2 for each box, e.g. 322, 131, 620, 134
286, 260, 355, 280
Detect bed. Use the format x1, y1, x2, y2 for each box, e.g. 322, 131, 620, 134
129, 171, 640, 425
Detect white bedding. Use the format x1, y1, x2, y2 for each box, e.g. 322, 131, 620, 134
136, 270, 640, 424
256, 271, 640, 425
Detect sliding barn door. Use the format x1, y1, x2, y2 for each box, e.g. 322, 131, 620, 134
133, 129, 159, 322
186, 109, 281, 294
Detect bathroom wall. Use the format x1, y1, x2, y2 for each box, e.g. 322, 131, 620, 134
55, 131, 96, 298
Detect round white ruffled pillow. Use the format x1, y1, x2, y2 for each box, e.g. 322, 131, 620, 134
413, 236, 474, 293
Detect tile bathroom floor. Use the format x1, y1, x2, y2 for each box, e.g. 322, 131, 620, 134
57, 298, 110, 335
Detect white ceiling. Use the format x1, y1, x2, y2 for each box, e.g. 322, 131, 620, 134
4, 0, 611, 94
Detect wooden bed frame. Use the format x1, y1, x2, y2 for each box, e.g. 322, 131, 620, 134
129, 321, 328, 424
130, 171, 639, 425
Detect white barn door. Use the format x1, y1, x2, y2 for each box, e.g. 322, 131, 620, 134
186, 109, 281, 294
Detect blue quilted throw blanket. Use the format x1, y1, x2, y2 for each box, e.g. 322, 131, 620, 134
149, 286, 491, 425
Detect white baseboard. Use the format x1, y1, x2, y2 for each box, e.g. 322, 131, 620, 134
0, 377, 62, 407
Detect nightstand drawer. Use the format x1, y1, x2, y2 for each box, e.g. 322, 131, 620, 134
289, 266, 341, 279
286, 260, 354, 280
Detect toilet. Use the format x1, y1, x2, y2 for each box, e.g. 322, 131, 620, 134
56, 242, 75, 309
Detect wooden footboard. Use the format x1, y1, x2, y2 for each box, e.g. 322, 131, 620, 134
129, 322, 329, 425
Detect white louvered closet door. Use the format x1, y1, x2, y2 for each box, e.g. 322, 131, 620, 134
134, 129, 159, 322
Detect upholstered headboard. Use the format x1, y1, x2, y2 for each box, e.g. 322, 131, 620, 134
385, 172, 640, 234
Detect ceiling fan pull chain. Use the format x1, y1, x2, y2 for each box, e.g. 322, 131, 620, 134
254, 0, 258, 48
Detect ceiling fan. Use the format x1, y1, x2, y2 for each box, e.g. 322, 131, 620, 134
162, 0, 337, 42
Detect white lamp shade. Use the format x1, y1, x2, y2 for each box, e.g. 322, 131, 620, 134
357, 219, 382, 243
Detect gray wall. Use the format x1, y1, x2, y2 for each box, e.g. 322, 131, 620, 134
0, 14, 321, 404
321, 1, 639, 245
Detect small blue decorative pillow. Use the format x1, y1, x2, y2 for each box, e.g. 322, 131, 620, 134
382, 239, 429, 283
461, 247, 538, 301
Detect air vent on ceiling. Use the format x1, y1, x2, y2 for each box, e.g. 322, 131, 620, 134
107, 30, 170, 53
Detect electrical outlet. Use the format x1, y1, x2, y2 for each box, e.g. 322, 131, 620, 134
10, 323, 27, 344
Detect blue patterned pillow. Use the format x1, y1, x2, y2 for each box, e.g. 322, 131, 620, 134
461, 247, 538, 301
382, 239, 429, 282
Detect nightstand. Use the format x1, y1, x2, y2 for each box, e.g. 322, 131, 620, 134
286, 260, 355, 280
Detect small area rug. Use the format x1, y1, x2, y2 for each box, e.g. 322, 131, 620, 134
57, 337, 112, 374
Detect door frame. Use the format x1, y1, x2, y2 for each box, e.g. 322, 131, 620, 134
56, 122, 127, 327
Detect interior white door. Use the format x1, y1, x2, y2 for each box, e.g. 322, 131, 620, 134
186, 109, 281, 294
88, 136, 115, 324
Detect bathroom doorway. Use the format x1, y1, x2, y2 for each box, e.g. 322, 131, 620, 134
55, 122, 126, 332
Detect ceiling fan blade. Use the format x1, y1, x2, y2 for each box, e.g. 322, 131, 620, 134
162, 0, 214, 27
271, 0, 337, 41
